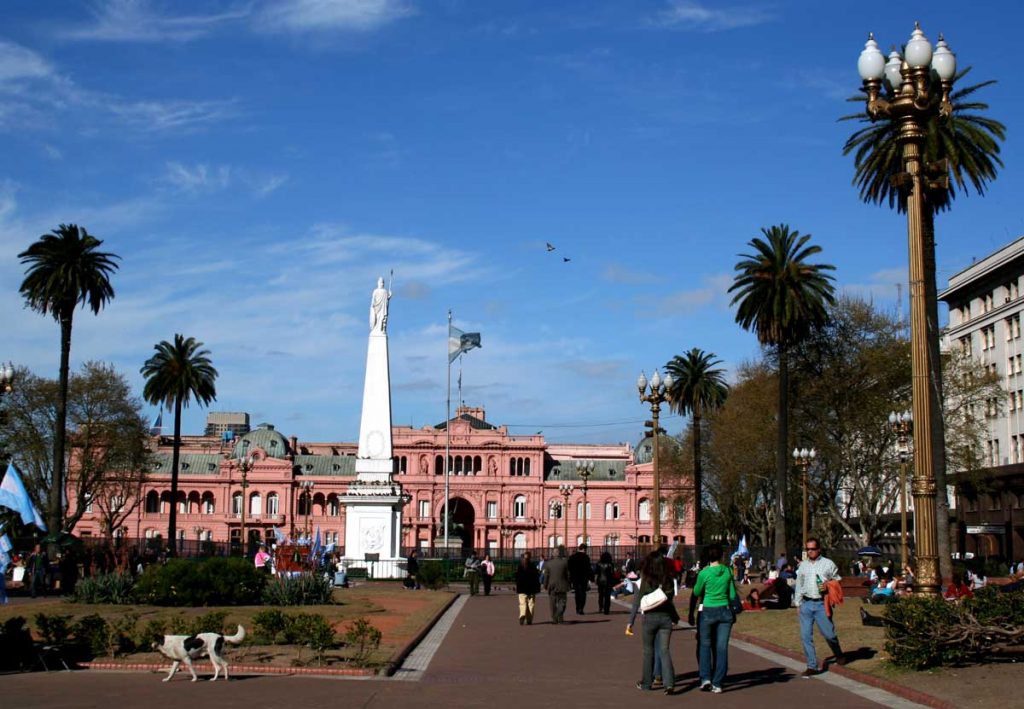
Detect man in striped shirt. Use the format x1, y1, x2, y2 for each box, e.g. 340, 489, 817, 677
794, 538, 846, 676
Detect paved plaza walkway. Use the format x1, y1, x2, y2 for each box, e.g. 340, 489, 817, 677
1, 588, 930, 708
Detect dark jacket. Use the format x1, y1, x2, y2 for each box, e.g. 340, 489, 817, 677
596, 560, 616, 587
515, 563, 541, 595
567, 551, 592, 587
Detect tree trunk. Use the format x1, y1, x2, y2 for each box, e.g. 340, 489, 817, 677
168, 395, 182, 557
775, 344, 789, 557
693, 408, 703, 546
922, 206, 952, 583
50, 311, 73, 542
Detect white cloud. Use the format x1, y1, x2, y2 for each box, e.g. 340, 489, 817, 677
61, 0, 248, 42
650, 1, 774, 32
164, 162, 232, 192
0, 40, 53, 82
109, 98, 238, 132
655, 273, 733, 315
256, 0, 415, 33
603, 263, 655, 285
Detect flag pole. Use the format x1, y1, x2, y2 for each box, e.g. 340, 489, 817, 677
444, 310, 451, 551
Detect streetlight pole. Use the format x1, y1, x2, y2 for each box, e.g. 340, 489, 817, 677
638, 370, 674, 547
889, 410, 914, 572
792, 448, 816, 557
858, 24, 955, 595
300, 479, 315, 540
559, 483, 574, 546
576, 461, 594, 546
235, 453, 254, 555
0, 362, 15, 425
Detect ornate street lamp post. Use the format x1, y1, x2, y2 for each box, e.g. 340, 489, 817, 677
638, 370, 674, 546
857, 23, 956, 595
792, 448, 816, 556
234, 452, 255, 555
0, 362, 14, 395
889, 410, 914, 572
300, 479, 315, 540
558, 483, 574, 546
500, 527, 513, 557
576, 461, 594, 545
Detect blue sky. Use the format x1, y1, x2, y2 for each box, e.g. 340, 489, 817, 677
3, 1, 1023, 445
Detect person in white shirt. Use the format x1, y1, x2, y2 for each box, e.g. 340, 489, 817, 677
794, 538, 845, 676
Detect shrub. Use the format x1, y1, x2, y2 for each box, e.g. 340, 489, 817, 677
134, 557, 266, 606
252, 609, 289, 644
416, 560, 448, 590
261, 573, 333, 606
34, 613, 74, 645
188, 611, 230, 636
344, 617, 381, 667
72, 614, 111, 657
71, 572, 137, 604
135, 618, 169, 649
287, 613, 336, 665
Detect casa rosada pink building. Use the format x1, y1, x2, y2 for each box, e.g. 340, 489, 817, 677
70, 406, 694, 553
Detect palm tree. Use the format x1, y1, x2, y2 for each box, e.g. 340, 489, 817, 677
665, 348, 729, 546
729, 225, 836, 557
18, 225, 119, 534
140, 335, 218, 555
842, 67, 1005, 583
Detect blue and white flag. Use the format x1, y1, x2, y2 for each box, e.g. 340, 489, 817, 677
0, 463, 47, 531
273, 527, 287, 545
149, 409, 163, 436
734, 534, 749, 559
448, 324, 482, 364
0, 530, 11, 573
310, 526, 322, 561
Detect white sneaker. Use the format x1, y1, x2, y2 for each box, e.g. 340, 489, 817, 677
700, 680, 712, 691
711, 686, 723, 694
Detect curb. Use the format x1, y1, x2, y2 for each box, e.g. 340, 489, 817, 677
79, 661, 376, 678
382, 592, 460, 677
731, 630, 955, 709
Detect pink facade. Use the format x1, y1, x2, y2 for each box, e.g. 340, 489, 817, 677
70, 406, 694, 552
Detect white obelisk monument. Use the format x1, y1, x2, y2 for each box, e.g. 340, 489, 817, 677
341, 276, 407, 575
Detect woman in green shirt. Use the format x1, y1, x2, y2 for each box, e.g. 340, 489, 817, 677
691, 544, 737, 693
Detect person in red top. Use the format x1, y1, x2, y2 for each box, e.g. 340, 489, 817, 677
944, 571, 973, 601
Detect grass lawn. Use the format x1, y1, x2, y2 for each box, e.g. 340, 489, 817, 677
0, 584, 453, 670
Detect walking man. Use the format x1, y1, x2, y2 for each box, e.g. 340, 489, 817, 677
568, 543, 593, 614
795, 538, 845, 676
407, 549, 420, 590
544, 545, 570, 623
464, 550, 482, 596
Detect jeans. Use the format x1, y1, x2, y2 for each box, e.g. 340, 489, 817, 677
549, 591, 567, 623
518, 593, 536, 623
799, 599, 842, 670
466, 570, 480, 595
699, 606, 733, 688
641, 612, 675, 690
573, 583, 588, 613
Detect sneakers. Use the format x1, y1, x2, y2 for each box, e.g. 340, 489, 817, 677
700, 680, 712, 691
711, 686, 723, 694
651, 678, 663, 690
801, 668, 822, 678
635, 681, 650, 691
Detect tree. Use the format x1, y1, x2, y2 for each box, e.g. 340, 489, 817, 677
18, 225, 119, 535
665, 348, 728, 545
0, 363, 151, 534
729, 224, 836, 556
842, 68, 1006, 580
140, 335, 217, 555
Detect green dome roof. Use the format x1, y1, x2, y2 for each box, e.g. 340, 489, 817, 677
232, 423, 290, 459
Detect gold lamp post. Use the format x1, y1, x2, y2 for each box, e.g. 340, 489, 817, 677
500, 527, 514, 557
0, 363, 14, 425
889, 410, 914, 572
235, 452, 255, 555
638, 369, 674, 546
299, 479, 315, 540
857, 24, 955, 595
558, 483, 574, 546
576, 461, 594, 545
792, 447, 816, 557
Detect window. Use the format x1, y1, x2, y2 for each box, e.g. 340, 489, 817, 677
960, 336, 973, 357
1014, 355, 1023, 375
1010, 280, 1020, 301
983, 293, 994, 313
144, 528, 157, 539
1013, 435, 1022, 464
249, 493, 262, 515
986, 397, 999, 419
673, 499, 687, 523
327, 496, 340, 516
486, 501, 497, 519
111, 495, 124, 513
513, 495, 527, 519
145, 491, 159, 513
605, 501, 620, 520
1007, 314, 1021, 340
202, 494, 215, 514
988, 493, 1001, 511
267, 493, 279, 515
549, 501, 562, 519
548, 534, 562, 548
232, 492, 243, 515
418, 500, 430, 518
638, 498, 651, 522
576, 501, 591, 519
981, 325, 996, 351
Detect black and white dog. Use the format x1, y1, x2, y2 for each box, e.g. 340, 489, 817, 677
153, 625, 246, 682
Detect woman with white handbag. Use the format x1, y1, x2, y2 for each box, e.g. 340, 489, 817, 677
626, 551, 679, 694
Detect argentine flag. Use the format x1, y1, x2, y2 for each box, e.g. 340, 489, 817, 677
0, 463, 47, 531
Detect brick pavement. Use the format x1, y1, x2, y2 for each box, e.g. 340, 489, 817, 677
0, 588, 928, 708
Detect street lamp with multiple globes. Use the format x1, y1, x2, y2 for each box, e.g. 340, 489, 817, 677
576, 461, 594, 545
0, 362, 14, 426
792, 447, 816, 556
234, 452, 255, 554
637, 369, 674, 546
558, 483, 574, 546
889, 410, 914, 572
299, 479, 316, 539
857, 23, 956, 595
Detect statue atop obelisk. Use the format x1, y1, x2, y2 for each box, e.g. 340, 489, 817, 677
356, 276, 394, 482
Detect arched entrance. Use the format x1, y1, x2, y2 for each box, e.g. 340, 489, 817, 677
440, 497, 475, 552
